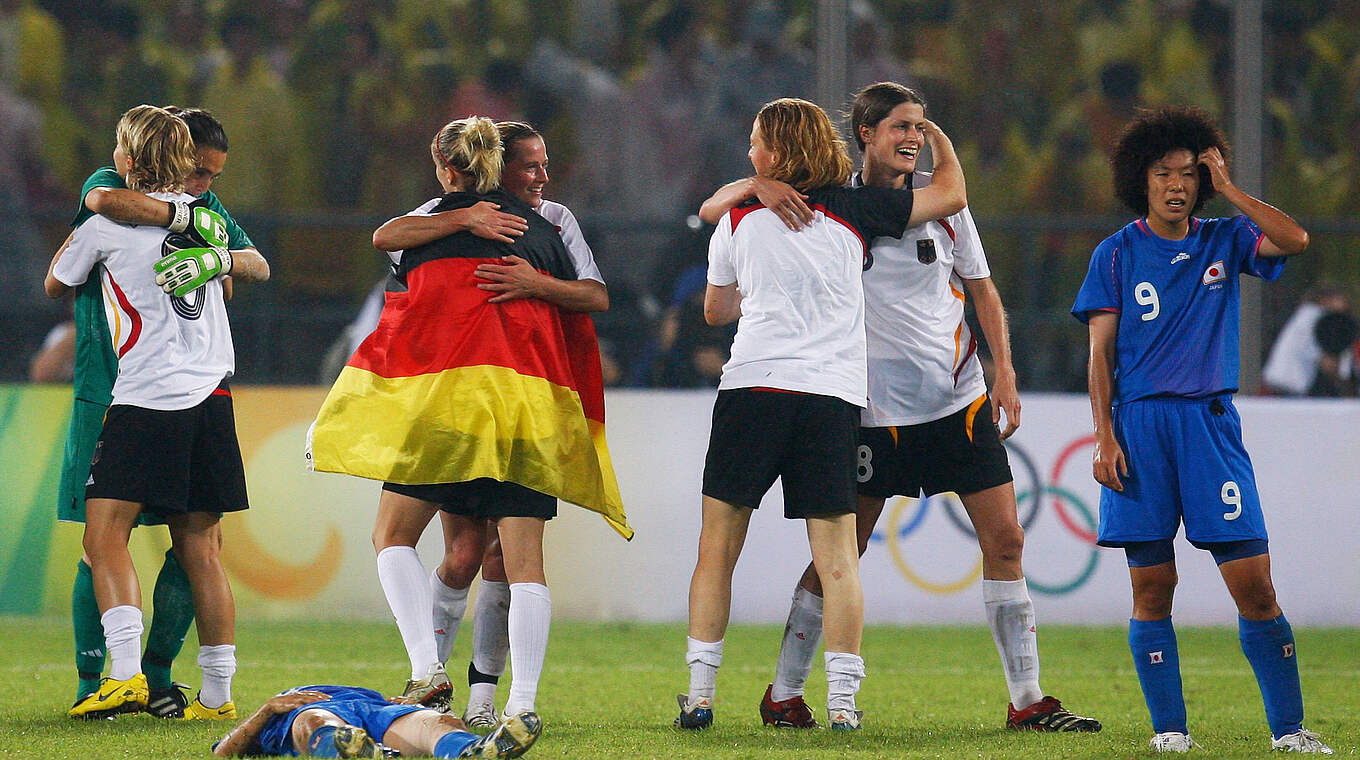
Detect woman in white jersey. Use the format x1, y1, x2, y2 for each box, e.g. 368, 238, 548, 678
678, 97, 967, 731
45, 105, 264, 721
371, 121, 608, 725
701, 82, 1101, 733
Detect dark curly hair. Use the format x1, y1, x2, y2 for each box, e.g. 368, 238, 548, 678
1111, 106, 1228, 215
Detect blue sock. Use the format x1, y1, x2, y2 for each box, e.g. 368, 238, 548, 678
307, 726, 343, 758
433, 729, 479, 758
1129, 617, 1187, 734
1239, 615, 1303, 739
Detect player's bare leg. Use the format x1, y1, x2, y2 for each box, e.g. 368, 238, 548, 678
806, 512, 865, 729
169, 510, 238, 716
1217, 554, 1280, 621
959, 483, 1024, 581
83, 499, 143, 614
373, 491, 448, 706
497, 516, 549, 715
679, 496, 753, 726
432, 512, 485, 664
688, 497, 753, 642
70, 499, 150, 718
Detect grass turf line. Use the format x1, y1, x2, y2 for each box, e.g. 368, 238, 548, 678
1, 618, 1355, 759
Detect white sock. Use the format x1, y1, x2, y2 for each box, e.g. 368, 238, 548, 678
685, 637, 723, 704
430, 570, 470, 664
101, 605, 144, 681
376, 546, 439, 680
825, 651, 865, 714
772, 586, 823, 702
504, 582, 551, 714
983, 578, 1043, 708
466, 682, 497, 712
471, 580, 511, 678
196, 644, 237, 708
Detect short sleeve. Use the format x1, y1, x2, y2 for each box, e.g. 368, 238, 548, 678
825, 185, 915, 240
707, 213, 737, 286
71, 167, 125, 228
1071, 237, 1122, 323
948, 207, 990, 280
554, 205, 604, 284
52, 218, 106, 287
1230, 215, 1286, 282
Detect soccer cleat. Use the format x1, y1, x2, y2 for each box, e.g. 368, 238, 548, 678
460, 711, 542, 758
402, 662, 453, 712
464, 698, 500, 729
68, 673, 148, 719
146, 681, 191, 718
674, 694, 713, 729
1272, 729, 1333, 754
1150, 732, 1199, 752
758, 684, 819, 728
182, 695, 238, 720
1006, 696, 1102, 732
309, 724, 399, 759
828, 708, 863, 730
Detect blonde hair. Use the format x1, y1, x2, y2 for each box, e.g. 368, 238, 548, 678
756, 98, 852, 192
115, 105, 197, 193
431, 117, 503, 194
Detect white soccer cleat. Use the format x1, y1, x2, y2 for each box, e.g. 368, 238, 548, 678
1272, 729, 1333, 754
1150, 732, 1199, 752
464, 698, 499, 729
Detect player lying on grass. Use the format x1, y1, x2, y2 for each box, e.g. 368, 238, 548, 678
211, 685, 541, 758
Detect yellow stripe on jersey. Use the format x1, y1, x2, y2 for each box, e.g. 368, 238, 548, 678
963, 393, 988, 443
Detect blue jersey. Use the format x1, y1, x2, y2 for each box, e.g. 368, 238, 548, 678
1071, 216, 1284, 403
252, 685, 421, 756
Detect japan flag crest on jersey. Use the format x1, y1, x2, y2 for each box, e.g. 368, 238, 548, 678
1202, 260, 1227, 285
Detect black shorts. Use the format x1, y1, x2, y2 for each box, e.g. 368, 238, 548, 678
381, 479, 557, 520
86, 389, 249, 515
857, 395, 1013, 499
702, 388, 859, 519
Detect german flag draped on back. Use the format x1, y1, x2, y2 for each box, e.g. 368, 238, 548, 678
309, 190, 631, 539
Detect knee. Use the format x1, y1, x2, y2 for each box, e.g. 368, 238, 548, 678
980, 523, 1025, 564
439, 547, 482, 589
1133, 578, 1177, 618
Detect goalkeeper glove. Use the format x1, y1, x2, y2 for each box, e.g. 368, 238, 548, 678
167, 199, 229, 249
155, 232, 233, 297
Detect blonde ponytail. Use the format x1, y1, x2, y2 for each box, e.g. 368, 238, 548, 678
431, 116, 503, 193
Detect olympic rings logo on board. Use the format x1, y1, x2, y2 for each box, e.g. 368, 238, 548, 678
867, 435, 1102, 596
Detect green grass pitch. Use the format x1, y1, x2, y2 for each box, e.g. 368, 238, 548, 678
1, 618, 1355, 758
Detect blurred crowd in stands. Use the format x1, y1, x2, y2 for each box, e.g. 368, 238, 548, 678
3, 0, 1358, 392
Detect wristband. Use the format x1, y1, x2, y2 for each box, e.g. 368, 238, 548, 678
168, 200, 191, 233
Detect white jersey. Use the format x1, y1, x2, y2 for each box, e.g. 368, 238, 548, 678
53, 191, 234, 410
708, 205, 869, 406
854, 172, 990, 426
387, 197, 604, 284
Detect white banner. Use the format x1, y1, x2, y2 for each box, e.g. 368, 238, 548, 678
192, 389, 1359, 625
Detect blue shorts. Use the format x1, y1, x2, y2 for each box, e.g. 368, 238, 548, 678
1097, 395, 1268, 547
255, 685, 424, 756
